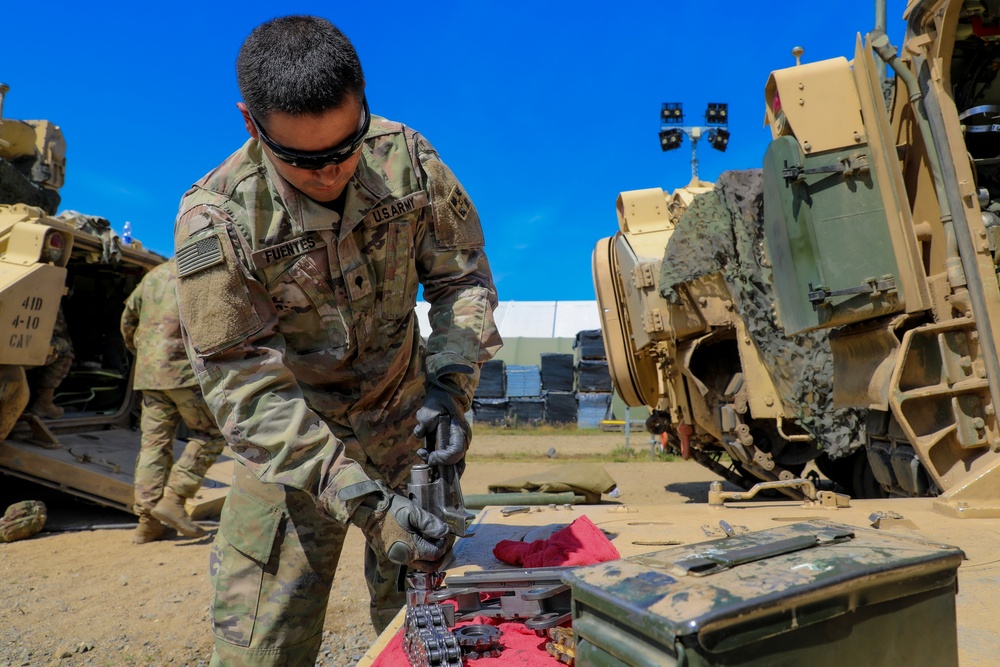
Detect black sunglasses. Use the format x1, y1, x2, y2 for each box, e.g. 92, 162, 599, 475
249, 96, 371, 170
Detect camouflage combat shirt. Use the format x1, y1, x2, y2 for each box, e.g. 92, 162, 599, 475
174, 117, 501, 521
120, 260, 197, 391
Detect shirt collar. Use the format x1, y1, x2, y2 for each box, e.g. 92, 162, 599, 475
258, 141, 392, 238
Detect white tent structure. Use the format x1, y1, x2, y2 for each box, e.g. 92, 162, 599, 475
415, 300, 601, 347
415, 300, 644, 425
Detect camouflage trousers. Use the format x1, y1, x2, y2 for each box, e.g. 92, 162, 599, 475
133, 387, 226, 515
35, 327, 74, 390
208, 460, 407, 667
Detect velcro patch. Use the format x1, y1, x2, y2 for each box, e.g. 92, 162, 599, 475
177, 234, 224, 277
177, 230, 264, 355
424, 159, 484, 249
250, 234, 325, 269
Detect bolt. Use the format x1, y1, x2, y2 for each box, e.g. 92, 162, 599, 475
973, 417, 986, 430
985, 404, 995, 416
803, 141, 812, 152
764, 396, 774, 406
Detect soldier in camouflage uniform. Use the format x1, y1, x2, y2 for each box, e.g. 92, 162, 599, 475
174, 16, 501, 665
121, 260, 226, 544
27, 306, 73, 419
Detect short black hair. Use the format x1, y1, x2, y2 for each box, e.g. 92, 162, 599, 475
236, 16, 365, 122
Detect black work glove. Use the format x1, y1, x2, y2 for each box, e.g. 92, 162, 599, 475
414, 386, 471, 469
348, 481, 451, 571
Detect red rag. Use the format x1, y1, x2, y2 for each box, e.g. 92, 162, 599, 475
492, 515, 620, 567
371, 616, 566, 667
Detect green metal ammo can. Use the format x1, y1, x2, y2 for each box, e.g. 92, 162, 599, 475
563, 520, 963, 667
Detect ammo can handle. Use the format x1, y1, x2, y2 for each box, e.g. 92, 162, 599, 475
674, 530, 854, 576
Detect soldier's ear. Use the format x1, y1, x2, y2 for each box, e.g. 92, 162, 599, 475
237, 103, 258, 139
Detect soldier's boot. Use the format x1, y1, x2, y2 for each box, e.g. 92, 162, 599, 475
28, 388, 64, 420
150, 488, 205, 538
132, 515, 166, 544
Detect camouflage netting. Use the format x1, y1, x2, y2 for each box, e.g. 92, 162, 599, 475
0, 159, 60, 214
56, 210, 124, 264
659, 170, 863, 459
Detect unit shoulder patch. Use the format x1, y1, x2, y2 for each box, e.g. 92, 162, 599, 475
447, 185, 472, 222
176, 229, 264, 355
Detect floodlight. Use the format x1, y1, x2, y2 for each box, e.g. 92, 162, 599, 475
661, 102, 683, 124
707, 128, 730, 152
705, 102, 728, 125
659, 129, 683, 152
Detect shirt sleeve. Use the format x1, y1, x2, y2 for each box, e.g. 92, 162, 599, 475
120, 283, 141, 355
173, 202, 371, 523
412, 134, 503, 409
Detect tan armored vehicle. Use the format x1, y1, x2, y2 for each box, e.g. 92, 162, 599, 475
355, 4, 1000, 666
0, 84, 228, 516
595, 0, 1000, 516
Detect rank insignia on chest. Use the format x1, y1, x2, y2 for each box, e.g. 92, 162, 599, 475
448, 185, 472, 221
176, 234, 224, 277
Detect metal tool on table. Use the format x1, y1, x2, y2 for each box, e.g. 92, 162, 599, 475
428, 567, 574, 633
403, 415, 478, 667
409, 414, 475, 537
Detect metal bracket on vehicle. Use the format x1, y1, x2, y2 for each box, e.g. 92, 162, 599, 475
781, 154, 870, 182
23, 414, 60, 449
429, 567, 574, 632
807, 275, 897, 308
869, 510, 917, 530
708, 479, 850, 509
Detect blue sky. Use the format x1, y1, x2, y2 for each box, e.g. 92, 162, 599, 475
1, 1, 906, 300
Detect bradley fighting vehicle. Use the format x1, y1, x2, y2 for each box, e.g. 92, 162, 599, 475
594, 0, 1000, 515
0, 83, 229, 516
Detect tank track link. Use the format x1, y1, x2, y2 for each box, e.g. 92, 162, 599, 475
404, 603, 463, 667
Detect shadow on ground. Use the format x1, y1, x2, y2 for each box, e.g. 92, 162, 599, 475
0, 474, 135, 531
664, 478, 742, 503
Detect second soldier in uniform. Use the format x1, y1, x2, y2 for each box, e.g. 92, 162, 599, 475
121, 259, 226, 543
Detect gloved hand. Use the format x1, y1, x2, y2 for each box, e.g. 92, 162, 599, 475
414, 386, 471, 468
349, 482, 451, 570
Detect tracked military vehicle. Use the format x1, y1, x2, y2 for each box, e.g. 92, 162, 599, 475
595, 0, 1000, 515
0, 83, 229, 516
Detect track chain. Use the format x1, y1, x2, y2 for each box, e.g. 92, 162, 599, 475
404, 603, 463, 667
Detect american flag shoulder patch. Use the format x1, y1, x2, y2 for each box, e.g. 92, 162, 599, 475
176, 234, 224, 278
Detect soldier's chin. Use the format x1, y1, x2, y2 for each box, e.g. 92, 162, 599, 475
303, 185, 344, 202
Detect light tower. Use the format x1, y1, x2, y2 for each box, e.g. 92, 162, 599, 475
659, 102, 730, 186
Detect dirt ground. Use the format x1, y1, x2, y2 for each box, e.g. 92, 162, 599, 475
0, 433, 735, 667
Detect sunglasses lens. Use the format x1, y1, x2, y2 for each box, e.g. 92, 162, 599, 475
253, 97, 370, 171
280, 149, 353, 170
